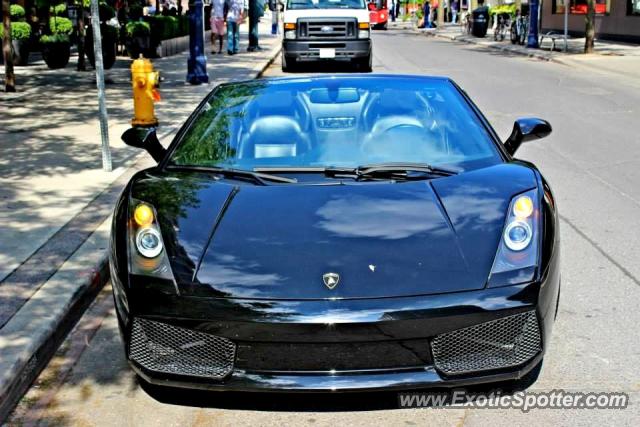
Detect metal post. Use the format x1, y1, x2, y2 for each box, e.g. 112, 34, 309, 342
187, 0, 209, 84
527, 0, 540, 48
564, 0, 568, 52
90, 0, 112, 172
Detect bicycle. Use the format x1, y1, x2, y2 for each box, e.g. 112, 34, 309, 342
510, 14, 529, 45
493, 12, 510, 41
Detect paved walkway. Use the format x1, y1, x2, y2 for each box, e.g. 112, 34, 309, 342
0, 20, 281, 420
0, 22, 279, 321
393, 21, 640, 80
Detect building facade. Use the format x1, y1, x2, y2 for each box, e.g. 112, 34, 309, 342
541, 0, 640, 43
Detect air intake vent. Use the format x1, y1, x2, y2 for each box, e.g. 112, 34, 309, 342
431, 311, 541, 375
129, 318, 236, 379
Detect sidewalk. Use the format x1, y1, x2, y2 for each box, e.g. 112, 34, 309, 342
396, 20, 640, 80
0, 21, 281, 421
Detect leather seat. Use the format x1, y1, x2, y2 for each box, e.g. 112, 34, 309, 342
239, 116, 311, 159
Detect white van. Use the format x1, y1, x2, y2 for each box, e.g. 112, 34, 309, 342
281, 0, 372, 72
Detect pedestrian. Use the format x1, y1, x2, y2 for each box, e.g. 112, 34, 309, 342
210, 0, 226, 54
451, 0, 458, 24
226, 0, 245, 55
268, 0, 279, 35
431, 0, 438, 27
420, 0, 431, 28
248, 0, 265, 52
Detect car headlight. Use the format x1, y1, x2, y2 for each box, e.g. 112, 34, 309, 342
136, 227, 163, 258
488, 189, 539, 287
128, 199, 174, 280
285, 30, 296, 40
358, 22, 370, 39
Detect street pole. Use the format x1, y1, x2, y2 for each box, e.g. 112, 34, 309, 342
187, 0, 209, 84
527, 0, 540, 48
564, 0, 568, 52
90, 0, 112, 172
437, 0, 444, 28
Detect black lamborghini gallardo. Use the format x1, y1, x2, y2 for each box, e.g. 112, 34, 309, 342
110, 75, 560, 392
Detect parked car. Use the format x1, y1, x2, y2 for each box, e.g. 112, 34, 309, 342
113, 75, 560, 393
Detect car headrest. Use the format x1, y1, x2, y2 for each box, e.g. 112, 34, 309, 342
241, 116, 309, 159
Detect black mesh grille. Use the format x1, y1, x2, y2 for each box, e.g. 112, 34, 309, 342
129, 318, 236, 379
431, 311, 541, 375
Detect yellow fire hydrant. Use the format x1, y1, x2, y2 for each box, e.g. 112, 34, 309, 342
131, 56, 160, 127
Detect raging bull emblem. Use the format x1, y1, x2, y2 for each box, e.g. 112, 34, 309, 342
322, 272, 340, 290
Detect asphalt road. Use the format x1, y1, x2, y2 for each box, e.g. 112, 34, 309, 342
9, 29, 640, 426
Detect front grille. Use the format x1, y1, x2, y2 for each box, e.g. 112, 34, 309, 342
236, 339, 433, 372
129, 318, 236, 379
298, 18, 356, 39
431, 311, 541, 376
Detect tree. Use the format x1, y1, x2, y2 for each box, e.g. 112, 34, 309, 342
584, 0, 595, 53
2, 0, 16, 92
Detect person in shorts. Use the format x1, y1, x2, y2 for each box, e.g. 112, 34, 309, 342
210, 0, 226, 54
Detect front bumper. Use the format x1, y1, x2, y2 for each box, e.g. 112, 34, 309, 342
283, 39, 371, 62
116, 261, 560, 392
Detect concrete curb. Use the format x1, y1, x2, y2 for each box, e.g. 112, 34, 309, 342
0, 220, 111, 421
0, 43, 282, 423
414, 26, 565, 64
255, 43, 283, 78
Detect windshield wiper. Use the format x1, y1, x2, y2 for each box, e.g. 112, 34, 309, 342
355, 162, 459, 178
255, 163, 458, 181
168, 166, 297, 184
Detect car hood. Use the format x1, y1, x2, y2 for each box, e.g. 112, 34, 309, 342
131, 164, 537, 300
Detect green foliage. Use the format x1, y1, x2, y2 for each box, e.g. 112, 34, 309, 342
50, 3, 68, 16
49, 17, 74, 35
10, 4, 26, 21
0, 22, 32, 40
40, 33, 71, 44
171, 84, 268, 167
126, 21, 151, 37
489, 4, 516, 16
142, 15, 189, 42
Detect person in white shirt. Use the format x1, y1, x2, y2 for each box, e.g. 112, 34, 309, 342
226, 0, 247, 55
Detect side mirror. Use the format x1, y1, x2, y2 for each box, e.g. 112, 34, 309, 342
368, 3, 376, 11
121, 127, 167, 163
504, 118, 552, 156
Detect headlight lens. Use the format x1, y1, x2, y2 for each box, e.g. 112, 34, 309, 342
136, 227, 163, 258
488, 189, 539, 287
128, 199, 174, 281
358, 29, 370, 39
504, 220, 532, 251
285, 30, 296, 40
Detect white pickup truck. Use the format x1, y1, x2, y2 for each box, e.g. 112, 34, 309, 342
281, 0, 372, 72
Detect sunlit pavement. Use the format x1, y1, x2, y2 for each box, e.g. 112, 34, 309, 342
8, 29, 640, 426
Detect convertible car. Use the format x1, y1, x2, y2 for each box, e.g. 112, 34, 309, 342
111, 75, 560, 392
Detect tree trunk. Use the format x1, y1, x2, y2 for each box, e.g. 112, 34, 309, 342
437, 0, 444, 27
77, 5, 86, 71
584, 0, 595, 53
2, 0, 16, 92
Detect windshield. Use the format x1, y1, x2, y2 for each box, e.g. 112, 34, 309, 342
287, 0, 366, 10
169, 77, 502, 172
